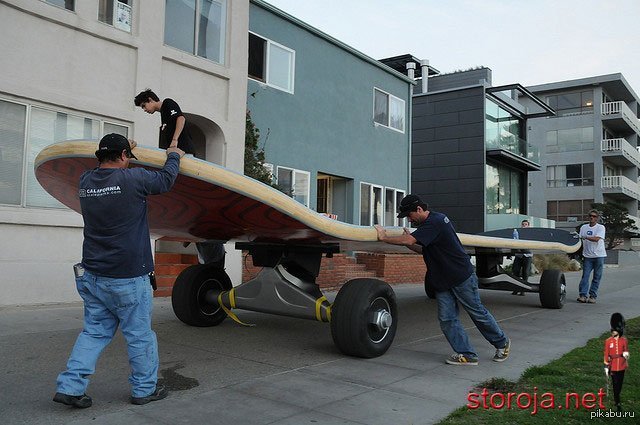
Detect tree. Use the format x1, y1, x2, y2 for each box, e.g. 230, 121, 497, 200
589, 202, 638, 249
244, 110, 274, 186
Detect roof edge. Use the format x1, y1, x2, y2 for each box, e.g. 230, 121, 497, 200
251, 0, 415, 85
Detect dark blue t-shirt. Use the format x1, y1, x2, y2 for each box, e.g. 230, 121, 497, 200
79, 153, 180, 278
411, 211, 474, 292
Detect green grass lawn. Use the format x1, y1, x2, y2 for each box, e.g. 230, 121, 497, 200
438, 316, 639, 424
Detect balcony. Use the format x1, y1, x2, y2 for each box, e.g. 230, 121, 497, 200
601, 138, 640, 168
601, 175, 640, 200
485, 136, 540, 171
601, 101, 640, 135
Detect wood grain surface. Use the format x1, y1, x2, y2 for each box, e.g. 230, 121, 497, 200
35, 141, 581, 254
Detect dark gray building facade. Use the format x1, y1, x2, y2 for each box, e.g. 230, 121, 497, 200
382, 56, 554, 234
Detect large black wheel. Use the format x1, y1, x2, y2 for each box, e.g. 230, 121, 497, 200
330, 278, 398, 358
539, 269, 566, 309
172, 264, 233, 326
424, 272, 436, 299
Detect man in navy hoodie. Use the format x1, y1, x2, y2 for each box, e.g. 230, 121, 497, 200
54, 134, 184, 408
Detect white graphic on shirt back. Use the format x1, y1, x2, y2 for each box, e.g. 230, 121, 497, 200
79, 185, 122, 197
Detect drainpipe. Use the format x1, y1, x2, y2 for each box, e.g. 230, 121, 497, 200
406, 62, 416, 197
420, 59, 430, 93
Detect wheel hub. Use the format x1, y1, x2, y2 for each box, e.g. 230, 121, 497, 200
371, 309, 392, 331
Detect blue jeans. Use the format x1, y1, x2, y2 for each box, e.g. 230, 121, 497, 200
579, 257, 605, 298
435, 273, 508, 358
56, 271, 159, 398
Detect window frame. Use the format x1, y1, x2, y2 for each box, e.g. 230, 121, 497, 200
0, 96, 131, 210
547, 199, 594, 222
276, 166, 310, 207
546, 163, 594, 188
384, 187, 406, 227
42, 0, 75, 11
98, 0, 132, 32
373, 88, 405, 133
248, 31, 295, 94
164, 0, 227, 65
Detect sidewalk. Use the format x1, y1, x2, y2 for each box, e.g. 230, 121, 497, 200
1, 266, 638, 425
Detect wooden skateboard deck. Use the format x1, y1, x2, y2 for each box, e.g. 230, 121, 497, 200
35, 141, 581, 254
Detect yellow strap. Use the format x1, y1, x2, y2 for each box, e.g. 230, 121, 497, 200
315, 295, 332, 322
217, 290, 254, 327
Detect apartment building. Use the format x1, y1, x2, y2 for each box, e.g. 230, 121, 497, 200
524, 74, 640, 232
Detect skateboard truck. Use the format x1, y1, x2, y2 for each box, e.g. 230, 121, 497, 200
171, 241, 398, 358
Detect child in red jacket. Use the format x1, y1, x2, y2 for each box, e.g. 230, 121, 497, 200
604, 313, 629, 412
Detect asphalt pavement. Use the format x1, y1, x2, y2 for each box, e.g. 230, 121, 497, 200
1, 265, 638, 425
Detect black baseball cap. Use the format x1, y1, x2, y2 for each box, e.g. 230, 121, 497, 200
397, 194, 425, 218
95, 133, 137, 160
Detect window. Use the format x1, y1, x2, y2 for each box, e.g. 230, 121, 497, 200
44, 0, 74, 10
546, 127, 593, 153
248, 32, 295, 93
547, 163, 594, 188
385, 188, 406, 227
99, 0, 132, 32
547, 199, 594, 222
164, 0, 226, 64
486, 163, 523, 215
360, 183, 383, 225
373, 88, 405, 132
0, 98, 129, 209
485, 98, 526, 157
546, 90, 593, 116
276, 166, 309, 206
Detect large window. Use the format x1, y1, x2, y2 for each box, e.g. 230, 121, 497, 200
546, 127, 594, 153
373, 88, 405, 132
547, 163, 594, 188
44, 0, 74, 10
0, 98, 129, 209
98, 0, 132, 32
485, 99, 526, 157
547, 199, 594, 222
277, 166, 309, 206
164, 0, 226, 64
546, 91, 593, 116
486, 163, 523, 215
248, 33, 295, 93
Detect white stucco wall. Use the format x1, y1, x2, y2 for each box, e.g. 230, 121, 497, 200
0, 0, 249, 305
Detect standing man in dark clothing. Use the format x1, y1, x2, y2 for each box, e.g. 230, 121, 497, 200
511, 219, 532, 295
54, 134, 184, 408
375, 194, 510, 366
134, 89, 195, 154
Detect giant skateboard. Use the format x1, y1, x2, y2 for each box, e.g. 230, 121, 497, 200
35, 141, 581, 358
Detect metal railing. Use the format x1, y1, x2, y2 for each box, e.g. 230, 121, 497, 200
601, 138, 640, 167
485, 136, 540, 163
601, 175, 640, 199
601, 101, 640, 135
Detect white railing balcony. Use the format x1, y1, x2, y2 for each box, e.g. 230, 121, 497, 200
601, 101, 640, 135
601, 175, 640, 200
601, 138, 640, 168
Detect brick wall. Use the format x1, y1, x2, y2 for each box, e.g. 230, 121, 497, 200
155, 251, 426, 297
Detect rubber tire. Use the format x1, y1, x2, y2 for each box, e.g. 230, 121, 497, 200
330, 278, 398, 358
539, 269, 566, 309
171, 264, 233, 326
424, 272, 436, 299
